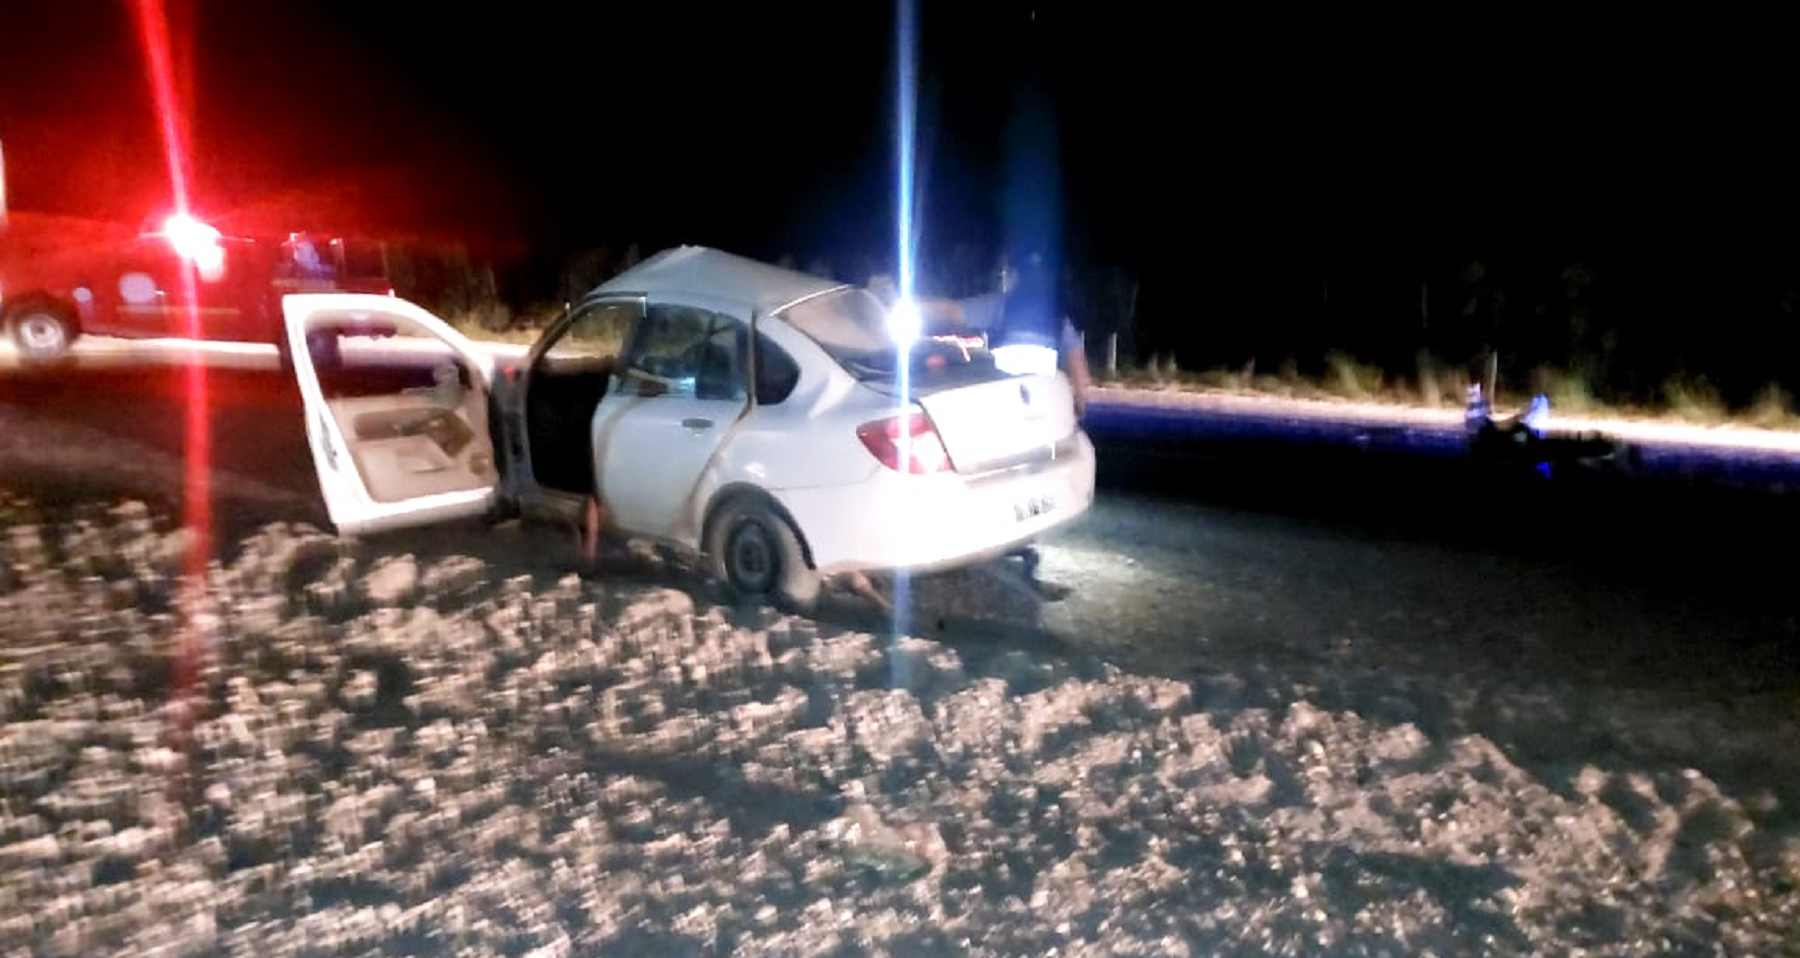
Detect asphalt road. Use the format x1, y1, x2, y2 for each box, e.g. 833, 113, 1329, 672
0, 357, 322, 530
2, 350, 1799, 818
2, 346, 1796, 608
1094, 390, 1800, 553
3, 348, 1794, 666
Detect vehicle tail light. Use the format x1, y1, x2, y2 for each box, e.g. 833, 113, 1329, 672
857, 412, 952, 474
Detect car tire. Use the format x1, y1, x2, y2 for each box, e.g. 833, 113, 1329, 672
7, 302, 77, 362
707, 496, 820, 614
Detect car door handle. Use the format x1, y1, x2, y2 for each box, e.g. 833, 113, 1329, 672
681, 417, 714, 430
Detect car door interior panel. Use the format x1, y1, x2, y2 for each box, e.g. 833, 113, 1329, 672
526, 354, 615, 494
326, 394, 494, 504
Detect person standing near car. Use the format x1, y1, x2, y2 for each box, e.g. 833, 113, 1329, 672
283, 232, 331, 277
920, 249, 1093, 420
915, 249, 1091, 594
578, 494, 612, 569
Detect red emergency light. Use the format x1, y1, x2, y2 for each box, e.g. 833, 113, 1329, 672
160, 213, 224, 279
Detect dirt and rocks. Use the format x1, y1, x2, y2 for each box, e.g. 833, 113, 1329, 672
2, 493, 1798, 957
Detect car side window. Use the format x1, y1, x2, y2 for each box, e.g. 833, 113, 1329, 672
539, 298, 637, 373
754, 333, 798, 405
623, 304, 745, 401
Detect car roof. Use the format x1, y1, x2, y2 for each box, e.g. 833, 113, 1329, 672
593, 245, 849, 316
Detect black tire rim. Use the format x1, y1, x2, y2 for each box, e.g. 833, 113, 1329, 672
726, 518, 778, 594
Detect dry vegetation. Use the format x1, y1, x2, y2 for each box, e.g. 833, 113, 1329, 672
1103, 353, 1800, 431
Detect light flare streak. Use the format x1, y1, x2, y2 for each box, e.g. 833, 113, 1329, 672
133, 0, 213, 776
888, 0, 921, 649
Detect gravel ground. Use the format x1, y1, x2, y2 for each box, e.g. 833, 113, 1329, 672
3, 492, 1799, 957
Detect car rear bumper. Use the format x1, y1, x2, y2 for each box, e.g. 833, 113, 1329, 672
778, 431, 1096, 575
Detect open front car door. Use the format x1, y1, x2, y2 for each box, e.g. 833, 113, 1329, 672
282, 293, 502, 536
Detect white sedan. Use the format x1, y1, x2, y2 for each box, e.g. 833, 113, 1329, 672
282, 245, 1096, 611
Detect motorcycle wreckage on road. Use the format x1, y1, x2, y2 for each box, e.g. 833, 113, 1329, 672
1464, 387, 1638, 482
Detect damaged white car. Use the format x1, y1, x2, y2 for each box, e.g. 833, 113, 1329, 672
283, 246, 1096, 611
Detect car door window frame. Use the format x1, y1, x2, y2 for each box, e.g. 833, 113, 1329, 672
517, 295, 641, 496
620, 303, 746, 401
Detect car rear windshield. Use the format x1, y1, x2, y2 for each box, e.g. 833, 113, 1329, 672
779, 287, 999, 387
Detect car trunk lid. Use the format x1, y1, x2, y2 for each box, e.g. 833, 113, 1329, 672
914, 373, 1078, 476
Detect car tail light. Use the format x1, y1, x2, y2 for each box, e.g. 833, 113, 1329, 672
857, 412, 952, 474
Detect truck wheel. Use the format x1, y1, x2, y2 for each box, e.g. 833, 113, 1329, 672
8, 305, 76, 361
706, 496, 820, 614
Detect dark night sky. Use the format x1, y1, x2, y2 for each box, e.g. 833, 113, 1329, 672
3, 2, 1796, 295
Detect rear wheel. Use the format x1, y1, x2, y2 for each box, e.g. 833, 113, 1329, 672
7, 303, 76, 362
707, 497, 820, 614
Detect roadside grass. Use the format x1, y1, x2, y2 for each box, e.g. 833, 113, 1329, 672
1746, 384, 1799, 430
1532, 367, 1602, 416
1098, 354, 1800, 431
443, 304, 632, 356
441, 307, 553, 345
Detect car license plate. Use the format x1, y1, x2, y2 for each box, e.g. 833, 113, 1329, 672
1013, 494, 1056, 522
